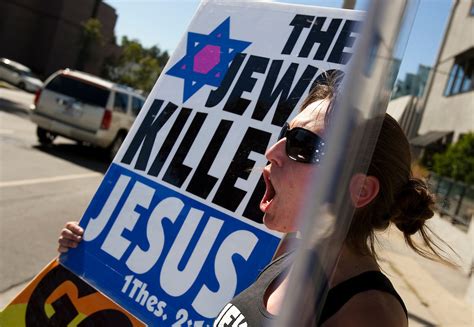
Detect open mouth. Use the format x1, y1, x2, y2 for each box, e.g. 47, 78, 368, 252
260, 168, 276, 213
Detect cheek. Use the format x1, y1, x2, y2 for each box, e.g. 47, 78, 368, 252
287, 167, 315, 199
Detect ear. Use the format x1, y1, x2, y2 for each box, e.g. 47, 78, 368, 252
349, 174, 380, 208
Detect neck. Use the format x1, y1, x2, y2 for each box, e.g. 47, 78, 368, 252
330, 244, 379, 287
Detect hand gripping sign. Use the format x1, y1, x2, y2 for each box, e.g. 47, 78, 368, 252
51, 1, 364, 326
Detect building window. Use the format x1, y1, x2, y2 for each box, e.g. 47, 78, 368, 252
444, 50, 474, 96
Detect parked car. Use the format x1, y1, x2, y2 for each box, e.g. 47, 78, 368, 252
30, 69, 145, 160
0, 58, 43, 92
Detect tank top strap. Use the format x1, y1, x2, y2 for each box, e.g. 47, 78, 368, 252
318, 270, 408, 325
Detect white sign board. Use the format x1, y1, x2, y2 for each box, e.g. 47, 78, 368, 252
61, 1, 363, 325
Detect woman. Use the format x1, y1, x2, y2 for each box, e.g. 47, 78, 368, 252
213, 79, 447, 327
59, 80, 445, 326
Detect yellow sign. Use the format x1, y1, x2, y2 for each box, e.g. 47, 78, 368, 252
0, 260, 144, 326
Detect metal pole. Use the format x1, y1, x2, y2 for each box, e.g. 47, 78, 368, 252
274, 1, 418, 325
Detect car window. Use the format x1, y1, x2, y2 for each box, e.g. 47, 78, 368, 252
0, 62, 17, 73
19, 70, 33, 78
131, 97, 144, 117
45, 75, 109, 107
113, 92, 129, 113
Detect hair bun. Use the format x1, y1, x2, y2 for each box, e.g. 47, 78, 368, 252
390, 178, 435, 235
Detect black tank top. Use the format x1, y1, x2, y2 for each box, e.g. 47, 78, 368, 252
213, 252, 407, 326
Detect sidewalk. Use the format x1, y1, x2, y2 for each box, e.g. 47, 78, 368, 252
378, 222, 473, 326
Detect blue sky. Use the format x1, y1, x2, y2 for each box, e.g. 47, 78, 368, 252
104, 0, 452, 81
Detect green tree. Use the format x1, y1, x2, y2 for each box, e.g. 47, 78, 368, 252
103, 36, 169, 92
433, 132, 474, 184
76, 18, 104, 70
82, 18, 103, 43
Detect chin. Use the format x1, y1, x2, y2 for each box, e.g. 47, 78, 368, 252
262, 214, 277, 231
262, 214, 271, 228
263, 220, 290, 234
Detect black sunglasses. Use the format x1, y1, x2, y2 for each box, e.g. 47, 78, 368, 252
277, 122, 326, 164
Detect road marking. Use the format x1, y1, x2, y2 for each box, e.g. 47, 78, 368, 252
0, 172, 102, 188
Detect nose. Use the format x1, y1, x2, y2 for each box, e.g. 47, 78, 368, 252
265, 138, 287, 167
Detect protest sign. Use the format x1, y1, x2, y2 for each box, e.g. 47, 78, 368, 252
58, 1, 364, 325
0, 260, 144, 326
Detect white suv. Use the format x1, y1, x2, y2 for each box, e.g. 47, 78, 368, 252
30, 69, 145, 160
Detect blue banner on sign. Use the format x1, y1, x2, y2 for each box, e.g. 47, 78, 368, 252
60, 163, 280, 326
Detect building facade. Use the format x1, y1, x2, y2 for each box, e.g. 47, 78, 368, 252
416, 0, 474, 145
0, 0, 120, 78
386, 95, 419, 139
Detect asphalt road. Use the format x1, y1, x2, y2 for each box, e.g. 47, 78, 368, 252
0, 87, 110, 303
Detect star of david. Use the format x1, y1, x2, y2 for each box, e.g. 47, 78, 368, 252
166, 17, 252, 102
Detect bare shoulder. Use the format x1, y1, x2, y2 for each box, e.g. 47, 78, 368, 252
322, 290, 408, 327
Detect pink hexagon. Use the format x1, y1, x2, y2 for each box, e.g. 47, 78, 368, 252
193, 45, 221, 74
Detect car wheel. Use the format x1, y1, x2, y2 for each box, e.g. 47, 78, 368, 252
18, 82, 26, 90
37, 126, 56, 145
108, 133, 125, 161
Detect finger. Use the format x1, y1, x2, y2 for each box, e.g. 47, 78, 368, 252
58, 245, 69, 253
58, 236, 79, 249
65, 221, 84, 236
60, 228, 82, 242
